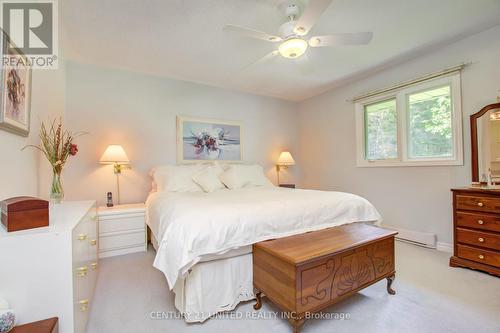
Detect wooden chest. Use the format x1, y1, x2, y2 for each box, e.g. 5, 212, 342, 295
253, 223, 397, 332
10, 317, 58, 333
450, 188, 500, 276
1, 197, 49, 232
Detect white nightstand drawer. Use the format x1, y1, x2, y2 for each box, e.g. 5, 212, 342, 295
99, 215, 145, 234
99, 231, 145, 251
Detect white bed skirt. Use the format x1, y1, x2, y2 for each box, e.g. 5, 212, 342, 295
151, 234, 255, 323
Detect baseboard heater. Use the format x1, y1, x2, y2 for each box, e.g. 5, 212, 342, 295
382, 224, 437, 249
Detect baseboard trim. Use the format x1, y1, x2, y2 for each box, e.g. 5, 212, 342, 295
436, 242, 453, 253
383, 224, 436, 248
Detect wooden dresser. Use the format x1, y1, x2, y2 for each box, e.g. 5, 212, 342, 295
450, 188, 500, 276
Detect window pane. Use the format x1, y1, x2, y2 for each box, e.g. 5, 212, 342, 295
364, 99, 398, 160
408, 85, 453, 159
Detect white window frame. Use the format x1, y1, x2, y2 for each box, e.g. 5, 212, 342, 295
355, 73, 463, 167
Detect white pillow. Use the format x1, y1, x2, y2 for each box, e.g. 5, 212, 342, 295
150, 164, 205, 192
219, 164, 273, 189
192, 166, 225, 193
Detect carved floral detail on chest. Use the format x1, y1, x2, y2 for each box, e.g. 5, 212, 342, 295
335, 249, 376, 296
372, 240, 394, 274
299, 238, 394, 311
299, 259, 335, 305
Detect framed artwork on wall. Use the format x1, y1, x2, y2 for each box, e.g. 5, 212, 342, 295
0, 30, 32, 137
177, 116, 243, 163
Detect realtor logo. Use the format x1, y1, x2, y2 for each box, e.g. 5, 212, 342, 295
1, 0, 58, 68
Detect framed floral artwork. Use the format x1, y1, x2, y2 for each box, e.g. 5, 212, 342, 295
177, 116, 243, 163
0, 31, 32, 137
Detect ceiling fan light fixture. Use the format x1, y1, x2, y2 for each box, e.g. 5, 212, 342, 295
309, 37, 321, 47
278, 38, 308, 59
294, 26, 306, 35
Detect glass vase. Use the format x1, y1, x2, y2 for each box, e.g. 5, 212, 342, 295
50, 172, 64, 204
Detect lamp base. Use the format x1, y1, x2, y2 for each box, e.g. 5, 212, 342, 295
276, 164, 289, 185
112, 163, 131, 204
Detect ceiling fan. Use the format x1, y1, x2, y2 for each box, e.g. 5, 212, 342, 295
223, 0, 373, 68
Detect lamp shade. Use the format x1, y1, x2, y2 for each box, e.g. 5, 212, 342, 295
277, 151, 295, 166
99, 145, 130, 164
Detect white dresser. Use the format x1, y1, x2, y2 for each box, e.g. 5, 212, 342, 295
98, 203, 146, 258
0, 201, 98, 333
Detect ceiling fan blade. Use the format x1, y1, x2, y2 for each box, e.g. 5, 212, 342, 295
294, 0, 333, 36
242, 50, 279, 70
295, 53, 314, 75
309, 32, 373, 47
223, 24, 282, 42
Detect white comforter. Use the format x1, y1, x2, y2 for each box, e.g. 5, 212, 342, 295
146, 187, 381, 289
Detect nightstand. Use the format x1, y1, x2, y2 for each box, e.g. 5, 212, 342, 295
279, 184, 295, 189
97, 203, 146, 258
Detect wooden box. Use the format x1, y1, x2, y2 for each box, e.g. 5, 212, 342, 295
10, 317, 58, 333
253, 223, 397, 333
1, 196, 49, 232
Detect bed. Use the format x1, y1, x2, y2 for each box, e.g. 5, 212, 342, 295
145, 163, 381, 323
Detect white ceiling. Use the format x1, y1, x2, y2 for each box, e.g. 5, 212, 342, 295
60, 0, 500, 102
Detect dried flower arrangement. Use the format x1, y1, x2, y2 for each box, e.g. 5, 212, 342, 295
23, 118, 86, 203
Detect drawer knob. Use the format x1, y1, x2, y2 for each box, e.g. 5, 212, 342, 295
477, 220, 484, 225
478, 254, 484, 260
79, 299, 89, 311
478, 237, 484, 243
77, 266, 88, 277
91, 262, 98, 271
477, 202, 484, 207
78, 234, 88, 241
90, 239, 97, 246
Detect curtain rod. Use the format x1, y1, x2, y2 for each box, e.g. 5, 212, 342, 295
350, 63, 469, 103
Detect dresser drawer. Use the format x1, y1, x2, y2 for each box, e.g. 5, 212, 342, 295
456, 228, 500, 251
456, 195, 500, 213
456, 211, 500, 232
72, 220, 89, 267
457, 244, 500, 267
74, 297, 90, 333
73, 263, 89, 309
86, 212, 98, 242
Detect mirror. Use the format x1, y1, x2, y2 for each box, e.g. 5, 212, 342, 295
471, 103, 500, 184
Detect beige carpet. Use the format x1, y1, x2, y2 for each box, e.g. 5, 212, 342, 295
87, 242, 500, 333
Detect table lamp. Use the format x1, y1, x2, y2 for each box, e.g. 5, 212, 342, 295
99, 144, 130, 204
276, 151, 295, 185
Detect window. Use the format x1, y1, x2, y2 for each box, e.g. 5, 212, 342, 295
356, 73, 462, 167
364, 98, 397, 160
407, 85, 452, 159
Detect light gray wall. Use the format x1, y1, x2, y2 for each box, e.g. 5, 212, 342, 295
297, 26, 500, 244
0, 127, 38, 200
63, 62, 299, 206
